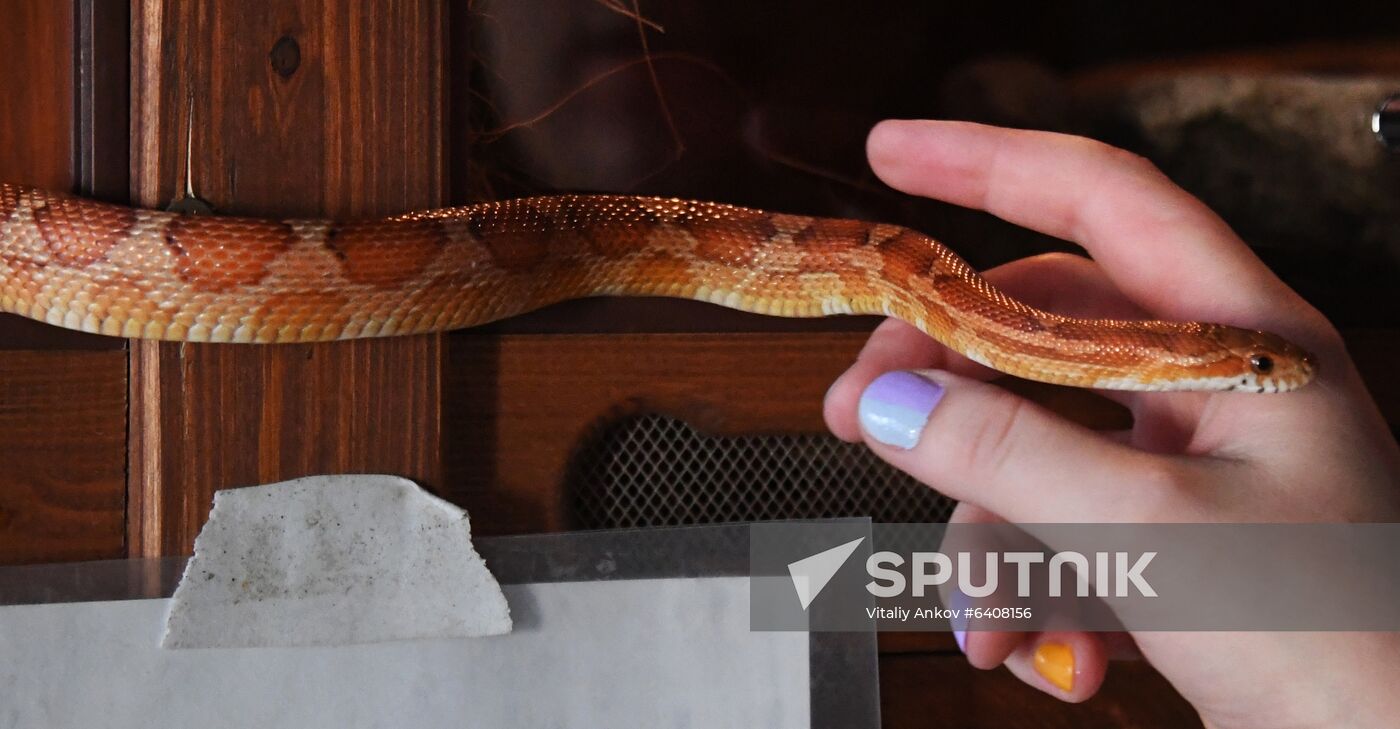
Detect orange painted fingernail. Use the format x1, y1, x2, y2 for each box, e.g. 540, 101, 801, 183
1033, 642, 1075, 692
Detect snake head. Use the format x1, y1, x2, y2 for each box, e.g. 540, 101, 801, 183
1211, 326, 1317, 393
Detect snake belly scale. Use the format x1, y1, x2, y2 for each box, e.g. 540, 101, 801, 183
0, 184, 1314, 392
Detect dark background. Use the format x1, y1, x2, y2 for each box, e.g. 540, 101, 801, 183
463, 1, 1400, 328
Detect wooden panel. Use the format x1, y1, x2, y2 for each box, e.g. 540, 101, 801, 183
75, 0, 131, 203
0, 315, 124, 351
0, 0, 129, 566
131, 1, 445, 219
474, 297, 885, 335
442, 331, 1130, 535
880, 653, 1199, 728
443, 332, 856, 534
0, 0, 119, 348
444, 326, 1399, 539
127, 0, 448, 556
0, 0, 74, 190
0, 352, 127, 565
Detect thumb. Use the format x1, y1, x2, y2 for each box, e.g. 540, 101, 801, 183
856, 370, 1179, 522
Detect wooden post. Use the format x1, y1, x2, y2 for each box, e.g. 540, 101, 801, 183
127, 0, 448, 556
0, 0, 129, 566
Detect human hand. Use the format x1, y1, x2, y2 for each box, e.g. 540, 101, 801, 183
824, 120, 1400, 728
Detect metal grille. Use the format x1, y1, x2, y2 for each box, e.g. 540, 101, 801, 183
568, 414, 954, 529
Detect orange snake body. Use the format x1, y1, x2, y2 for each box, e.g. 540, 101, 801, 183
0, 184, 1314, 392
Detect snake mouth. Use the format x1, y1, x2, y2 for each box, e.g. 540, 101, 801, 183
1299, 351, 1319, 381
1223, 349, 1316, 393
1282, 348, 1320, 391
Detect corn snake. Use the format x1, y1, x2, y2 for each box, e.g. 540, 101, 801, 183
0, 184, 1315, 392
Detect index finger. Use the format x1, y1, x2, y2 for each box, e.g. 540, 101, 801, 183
865, 120, 1306, 328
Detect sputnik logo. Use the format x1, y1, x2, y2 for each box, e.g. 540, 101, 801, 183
787, 537, 865, 610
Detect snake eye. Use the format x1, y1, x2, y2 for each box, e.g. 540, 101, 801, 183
1249, 354, 1274, 374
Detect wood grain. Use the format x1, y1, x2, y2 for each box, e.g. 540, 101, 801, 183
0, 352, 127, 565
75, 0, 131, 204
441, 327, 1394, 539
0, 0, 128, 566
128, 0, 448, 556
442, 331, 1130, 535
880, 652, 1200, 728
0, 0, 74, 191
445, 332, 853, 534
0, 0, 118, 348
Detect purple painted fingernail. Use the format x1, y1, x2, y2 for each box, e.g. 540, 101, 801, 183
858, 371, 945, 449
948, 587, 970, 654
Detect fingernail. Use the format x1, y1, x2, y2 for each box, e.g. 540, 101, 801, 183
868, 119, 918, 151
824, 370, 845, 405
947, 587, 969, 654
858, 371, 945, 449
1033, 642, 1075, 693
866, 121, 919, 170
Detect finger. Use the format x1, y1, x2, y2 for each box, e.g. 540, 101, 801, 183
825, 317, 993, 442
943, 502, 1025, 670
825, 252, 1144, 442
855, 369, 1200, 522
1102, 631, 1144, 661
978, 252, 1147, 321
967, 252, 1147, 413
866, 119, 1311, 328
943, 504, 1143, 670
1004, 631, 1109, 703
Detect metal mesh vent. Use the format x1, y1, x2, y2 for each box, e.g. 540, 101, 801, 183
568, 414, 954, 529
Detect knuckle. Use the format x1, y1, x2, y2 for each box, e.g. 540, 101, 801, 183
1135, 459, 1189, 492
1027, 251, 1094, 276
1315, 325, 1348, 362
1105, 147, 1162, 177
1303, 310, 1346, 354
1114, 460, 1191, 520
1034, 250, 1086, 267
956, 389, 1034, 481
1070, 135, 1162, 177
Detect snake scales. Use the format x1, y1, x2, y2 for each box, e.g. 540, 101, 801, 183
0, 183, 1314, 392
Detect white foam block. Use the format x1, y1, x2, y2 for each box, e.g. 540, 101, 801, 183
161, 475, 512, 649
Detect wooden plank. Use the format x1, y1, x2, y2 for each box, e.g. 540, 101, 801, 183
0, 352, 127, 565
75, 0, 131, 204
128, 0, 448, 556
0, 0, 117, 349
0, 0, 128, 566
442, 331, 1130, 535
444, 332, 852, 534
472, 297, 886, 335
0, 0, 74, 191
442, 324, 1400, 537
879, 653, 1200, 728
0, 315, 124, 351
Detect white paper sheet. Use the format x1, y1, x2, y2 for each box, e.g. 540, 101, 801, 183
0, 577, 809, 728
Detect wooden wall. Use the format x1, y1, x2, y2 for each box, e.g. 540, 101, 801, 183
125, 0, 449, 557
0, 0, 127, 565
